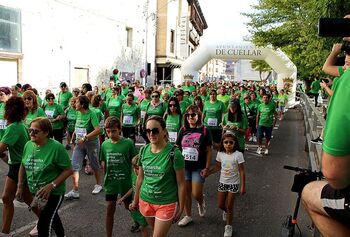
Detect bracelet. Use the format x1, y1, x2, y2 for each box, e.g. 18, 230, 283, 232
51, 182, 57, 189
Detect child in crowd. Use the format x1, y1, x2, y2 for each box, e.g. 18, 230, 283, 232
100, 116, 138, 237
209, 132, 246, 237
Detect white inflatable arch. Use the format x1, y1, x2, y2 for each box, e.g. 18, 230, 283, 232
181, 42, 297, 107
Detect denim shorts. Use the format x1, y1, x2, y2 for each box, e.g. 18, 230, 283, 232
257, 126, 273, 140
185, 169, 205, 183
72, 139, 100, 172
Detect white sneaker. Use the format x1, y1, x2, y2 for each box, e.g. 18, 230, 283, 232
92, 184, 103, 194
224, 225, 232, 237
29, 223, 38, 237
64, 189, 80, 199
249, 137, 253, 142
253, 136, 257, 142
222, 211, 227, 221
178, 216, 193, 227
264, 149, 269, 155
256, 147, 262, 154
198, 200, 206, 217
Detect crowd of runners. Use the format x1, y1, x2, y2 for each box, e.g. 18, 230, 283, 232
0, 77, 289, 237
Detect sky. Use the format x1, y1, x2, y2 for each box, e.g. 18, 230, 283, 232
199, 0, 258, 43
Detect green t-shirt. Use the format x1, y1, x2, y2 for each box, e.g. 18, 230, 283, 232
179, 100, 190, 115
1, 122, 29, 165
200, 95, 209, 102
22, 139, 71, 195
25, 108, 46, 127
138, 144, 184, 204
203, 100, 225, 129
44, 104, 65, 129
278, 94, 288, 106
165, 114, 182, 143
75, 110, 99, 141
139, 98, 151, 123
182, 85, 195, 93
100, 138, 137, 195
145, 102, 166, 118
37, 96, 43, 107
122, 103, 140, 127
58, 91, 73, 109
65, 107, 77, 133
122, 87, 129, 97
0, 102, 6, 140
257, 102, 276, 127
217, 94, 230, 110
222, 114, 248, 150
107, 96, 124, 118
310, 80, 321, 94
323, 68, 350, 156
91, 107, 105, 135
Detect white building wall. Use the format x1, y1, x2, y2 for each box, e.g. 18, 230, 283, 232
0, 0, 151, 93
234, 60, 260, 82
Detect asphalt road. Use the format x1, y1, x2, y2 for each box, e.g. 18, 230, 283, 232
0, 108, 316, 237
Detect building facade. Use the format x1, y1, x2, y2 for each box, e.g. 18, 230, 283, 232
0, 0, 157, 93
155, 0, 207, 85
200, 59, 227, 82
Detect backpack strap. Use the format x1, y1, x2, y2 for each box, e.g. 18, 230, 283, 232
169, 145, 176, 164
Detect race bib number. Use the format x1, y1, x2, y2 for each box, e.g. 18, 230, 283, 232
123, 115, 133, 125
141, 111, 146, 119
207, 118, 218, 126
75, 128, 87, 139
182, 147, 199, 161
168, 132, 177, 143
45, 110, 54, 119
0, 119, 6, 129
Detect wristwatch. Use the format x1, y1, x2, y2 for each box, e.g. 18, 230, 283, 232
51, 182, 57, 189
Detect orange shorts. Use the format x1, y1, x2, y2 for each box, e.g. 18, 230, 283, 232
139, 198, 177, 221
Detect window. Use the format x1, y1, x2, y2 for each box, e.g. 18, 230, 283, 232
170, 30, 174, 53
126, 27, 133, 48
0, 6, 21, 53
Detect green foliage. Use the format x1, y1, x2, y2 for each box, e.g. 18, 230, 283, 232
250, 60, 273, 80
243, 0, 350, 80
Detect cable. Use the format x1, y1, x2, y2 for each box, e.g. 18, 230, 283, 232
296, 223, 302, 237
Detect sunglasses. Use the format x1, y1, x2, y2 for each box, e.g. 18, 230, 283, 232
224, 140, 234, 145
186, 113, 197, 118
169, 103, 176, 107
24, 97, 33, 101
145, 128, 160, 135
28, 128, 41, 135
151, 95, 159, 98
47, 98, 54, 101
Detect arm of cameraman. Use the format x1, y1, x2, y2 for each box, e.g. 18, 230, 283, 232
322, 43, 343, 77
322, 152, 350, 190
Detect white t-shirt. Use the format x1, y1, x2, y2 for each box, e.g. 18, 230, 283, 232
216, 151, 245, 185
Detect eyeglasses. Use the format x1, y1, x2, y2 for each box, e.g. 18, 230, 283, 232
186, 113, 197, 118
151, 95, 159, 98
223, 140, 234, 145
145, 128, 160, 135
24, 97, 33, 101
47, 98, 54, 101
169, 103, 176, 107
28, 128, 41, 135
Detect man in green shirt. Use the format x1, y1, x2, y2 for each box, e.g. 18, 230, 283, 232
307, 78, 321, 107
58, 82, 73, 110
217, 86, 230, 111
121, 94, 141, 143
256, 94, 277, 155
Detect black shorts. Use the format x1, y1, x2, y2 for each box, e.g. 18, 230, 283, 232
210, 129, 222, 144
7, 164, 21, 183
105, 193, 133, 203
321, 184, 350, 226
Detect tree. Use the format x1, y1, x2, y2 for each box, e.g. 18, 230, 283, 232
250, 60, 272, 81
243, 0, 350, 80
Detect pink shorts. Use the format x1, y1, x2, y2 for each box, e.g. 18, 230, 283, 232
139, 199, 177, 221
